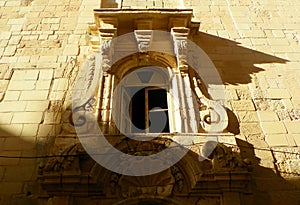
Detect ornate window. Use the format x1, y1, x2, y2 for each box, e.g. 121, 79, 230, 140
83, 9, 229, 135
113, 66, 172, 134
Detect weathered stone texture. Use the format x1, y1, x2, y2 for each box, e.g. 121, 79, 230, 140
0, 0, 99, 202
0, 0, 299, 204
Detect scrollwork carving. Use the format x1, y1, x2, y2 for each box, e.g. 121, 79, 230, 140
201, 141, 251, 171
72, 53, 100, 127
192, 77, 228, 133
71, 97, 96, 127
171, 166, 184, 192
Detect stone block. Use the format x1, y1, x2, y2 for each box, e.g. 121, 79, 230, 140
35, 80, 51, 90
292, 134, 300, 146
11, 112, 43, 124
63, 45, 79, 56
11, 70, 39, 81
42, 17, 61, 24
284, 121, 300, 134
39, 56, 58, 62
20, 90, 49, 100
0, 101, 27, 112
240, 30, 266, 38
9, 36, 22, 45
3, 91, 20, 101
0, 113, 13, 124
267, 88, 291, 99
0, 124, 23, 137
240, 123, 262, 135
4, 46, 17, 56
3, 137, 35, 151
266, 134, 289, 147
21, 124, 39, 137
285, 134, 297, 147
261, 122, 287, 134
245, 134, 269, 148
25, 100, 49, 111
231, 100, 256, 111
237, 111, 259, 122
267, 38, 290, 46
257, 111, 279, 121
0, 32, 12, 40
0, 151, 21, 165
7, 18, 25, 25
7, 80, 36, 91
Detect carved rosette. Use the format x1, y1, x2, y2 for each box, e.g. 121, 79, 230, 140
134, 30, 153, 53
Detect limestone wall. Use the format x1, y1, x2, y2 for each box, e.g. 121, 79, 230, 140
0, 0, 99, 203
0, 0, 300, 204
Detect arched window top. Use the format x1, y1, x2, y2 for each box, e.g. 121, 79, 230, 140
122, 66, 169, 86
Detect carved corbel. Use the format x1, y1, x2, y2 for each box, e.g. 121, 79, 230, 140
171, 27, 190, 72
134, 30, 153, 53
99, 28, 117, 72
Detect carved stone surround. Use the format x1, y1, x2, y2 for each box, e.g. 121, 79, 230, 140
38, 141, 251, 205
38, 9, 250, 205
82, 9, 229, 134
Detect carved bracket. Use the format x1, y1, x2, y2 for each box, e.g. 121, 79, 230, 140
171, 27, 190, 72
134, 30, 153, 53
100, 28, 117, 72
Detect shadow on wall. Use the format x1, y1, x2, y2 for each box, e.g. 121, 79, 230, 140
236, 139, 300, 205
193, 32, 288, 85
34, 136, 300, 205
0, 127, 42, 205
0, 30, 293, 205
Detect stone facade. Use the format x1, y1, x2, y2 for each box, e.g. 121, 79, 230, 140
0, 0, 300, 205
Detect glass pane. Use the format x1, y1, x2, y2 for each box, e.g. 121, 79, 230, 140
148, 89, 168, 110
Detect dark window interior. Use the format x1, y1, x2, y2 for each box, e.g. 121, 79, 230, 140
130, 87, 169, 133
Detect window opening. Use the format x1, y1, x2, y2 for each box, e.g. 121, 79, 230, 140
130, 86, 170, 133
